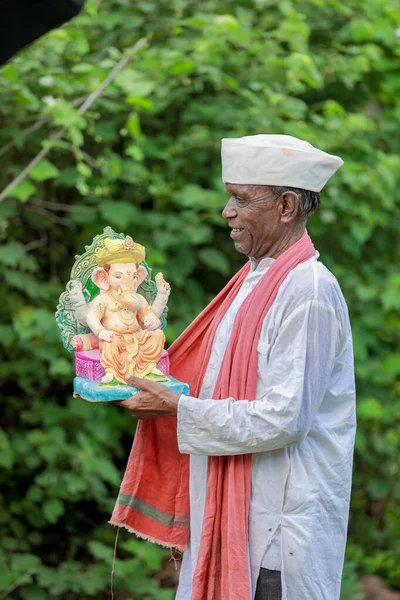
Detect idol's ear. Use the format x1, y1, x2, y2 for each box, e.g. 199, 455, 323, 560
92, 267, 110, 291
136, 265, 148, 288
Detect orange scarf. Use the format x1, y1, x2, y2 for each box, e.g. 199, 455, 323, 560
110, 230, 315, 599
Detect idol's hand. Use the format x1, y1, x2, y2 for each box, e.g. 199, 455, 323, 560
98, 329, 113, 342
143, 315, 160, 330
155, 272, 171, 297
118, 375, 179, 418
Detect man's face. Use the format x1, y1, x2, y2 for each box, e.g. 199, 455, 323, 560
222, 183, 285, 260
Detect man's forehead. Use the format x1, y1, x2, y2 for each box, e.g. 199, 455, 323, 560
225, 182, 248, 193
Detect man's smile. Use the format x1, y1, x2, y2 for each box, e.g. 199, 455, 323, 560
230, 228, 244, 239
229, 225, 245, 239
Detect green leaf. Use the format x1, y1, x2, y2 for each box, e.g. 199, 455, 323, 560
12, 553, 41, 572
7, 181, 36, 201
0, 241, 26, 266
198, 247, 230, 275
100, 201, 137, 228
57, 167, 79, 187
0, 448, 14, 469
169, 60, 195, 75
122, 538, 166, 570
357, 398, 383, 420
0, 324, 16, 346
381, 355, 400, 379
174, 184, 225, 210
29, 159, 60, 182
95, 458, 120, 485
115, 70, 156, 97
350, 222, 371, 244
0, 428, 10, 451
62, 473, 87, 496
87, 541, 112, 563
42, 499, 64, 524
21, 586, 49, 600
125, 144, 144, 161
126, 112, 141, 137
49, 358, 73, 377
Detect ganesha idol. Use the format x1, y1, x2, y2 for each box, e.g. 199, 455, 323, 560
88, 236, 168, 384
55, 227, 189, 402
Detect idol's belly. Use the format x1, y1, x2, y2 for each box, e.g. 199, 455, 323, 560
101, 312, 141, 334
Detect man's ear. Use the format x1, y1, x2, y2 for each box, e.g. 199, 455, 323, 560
280, 191, 300, 222
92, 267, 110, 291
136, 265, 148, 288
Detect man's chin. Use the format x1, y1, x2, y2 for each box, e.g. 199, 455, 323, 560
232, 240, 250, 256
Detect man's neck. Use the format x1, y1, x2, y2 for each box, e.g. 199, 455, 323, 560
250, 228, 305, 267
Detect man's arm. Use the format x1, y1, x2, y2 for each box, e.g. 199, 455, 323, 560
177, 300, 340, 456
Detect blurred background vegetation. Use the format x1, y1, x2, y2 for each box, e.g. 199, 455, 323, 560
0, 0, 399, 598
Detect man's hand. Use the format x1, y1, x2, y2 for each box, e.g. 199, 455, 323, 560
118, 375, 180, 419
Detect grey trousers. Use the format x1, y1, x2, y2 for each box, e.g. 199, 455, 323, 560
255, 569, 282, 600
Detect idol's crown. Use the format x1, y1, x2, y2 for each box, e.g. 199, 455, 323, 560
95, 236, 145, 266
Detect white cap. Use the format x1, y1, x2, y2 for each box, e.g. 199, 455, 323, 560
221, 134, 343, 192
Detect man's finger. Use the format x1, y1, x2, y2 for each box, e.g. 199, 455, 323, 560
124, 374, 168, 394
124, 374, 153, 390
116, 395, 141, 409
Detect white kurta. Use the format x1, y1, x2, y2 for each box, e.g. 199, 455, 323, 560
175, 254, 356, 600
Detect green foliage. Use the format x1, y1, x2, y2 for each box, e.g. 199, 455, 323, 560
340, 561, 364, 600
1, 0, 400, 596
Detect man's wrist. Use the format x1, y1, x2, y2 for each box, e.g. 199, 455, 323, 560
165, 392, 180, 416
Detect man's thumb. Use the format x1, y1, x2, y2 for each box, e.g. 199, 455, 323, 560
124, 374, 144, 389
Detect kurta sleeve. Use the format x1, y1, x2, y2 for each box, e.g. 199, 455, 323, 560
177, 299, 340, 455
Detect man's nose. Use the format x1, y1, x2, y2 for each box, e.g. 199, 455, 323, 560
221, 197, 238, 220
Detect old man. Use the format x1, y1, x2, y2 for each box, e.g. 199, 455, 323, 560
111, 135, 356, 600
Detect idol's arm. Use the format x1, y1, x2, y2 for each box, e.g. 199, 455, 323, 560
151, 294, 168, 319
151, 272, 171, 318
137, 296, 161, 330
86, 296, 106, 337
177, 300, 341, 455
